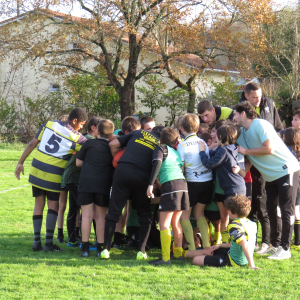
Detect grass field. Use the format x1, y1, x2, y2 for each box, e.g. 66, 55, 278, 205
1, 143, 300, 299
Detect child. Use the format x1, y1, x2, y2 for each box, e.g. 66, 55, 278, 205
184, 195, 259, 269
197, 123, 210, 137
199, 124, 246, 242
76, 119, 115, 257
14, 108, 88, 252
177, 113, 213, 250
283, 127, 300, 247
292, 109, 300, 130
147, 127, 189, 265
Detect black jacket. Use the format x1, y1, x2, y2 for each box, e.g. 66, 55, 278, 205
239, 92, 283, 132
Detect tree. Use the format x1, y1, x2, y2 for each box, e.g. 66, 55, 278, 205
151, 0, 275, 113
136, 74, 166, 118
0, 0, 211, 119
257, 7, 300, 125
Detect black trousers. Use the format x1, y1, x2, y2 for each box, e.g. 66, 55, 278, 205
104, 166, 152, 252
248, 169, 271, 245
65, 183, 80, 244
265, 171, 299, 250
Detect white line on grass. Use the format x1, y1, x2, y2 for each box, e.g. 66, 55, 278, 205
0, 184, 30, 193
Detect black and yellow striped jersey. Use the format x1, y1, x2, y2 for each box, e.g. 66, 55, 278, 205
29, 121, 86, 192
228, 218, 257, 266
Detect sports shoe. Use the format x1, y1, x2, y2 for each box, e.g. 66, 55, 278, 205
254, 243, 259, 252
112, 244, 122, 250
79, 243, 97, 251
257, 245, 278, 256
67, 242, 80, 247
136, 251, 148, 260
57, 236, 65, 244
43, 244, 62, 252
172, 256, 184, 261
267, 246, 291, 260
32, 242, 43, 252
256, 243, 269, 255
148, 259, 171, 266
100, 249, 110, 259
80, 250, 90, 258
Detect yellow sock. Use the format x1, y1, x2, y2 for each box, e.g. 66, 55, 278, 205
183, 249, 188, 258
181, 220, 196, 251
160, 229, 171, 262
209, 222, 213, 244
214, 231, 221, 245
197, 217, 210, 248
221, 230, 229, 243
174, 247, 184, 258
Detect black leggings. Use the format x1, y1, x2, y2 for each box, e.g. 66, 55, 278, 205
65, 183, 80, 244
265, 171, 299, 250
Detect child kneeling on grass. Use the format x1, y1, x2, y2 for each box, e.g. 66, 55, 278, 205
147, 127, 189, 266
184, 194, 259, 269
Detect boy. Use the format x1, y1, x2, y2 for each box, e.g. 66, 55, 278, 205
14, 108, 88, 252
140, 116, 155, 132
177, 113, 213, 250
76, 119, 115, 257
147, 127, 189, 265
185, 195, 258, 269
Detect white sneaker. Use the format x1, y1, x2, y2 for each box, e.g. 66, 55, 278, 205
258, 245, 278, 256
256, 243, 269, 255
267, 246, 291, 260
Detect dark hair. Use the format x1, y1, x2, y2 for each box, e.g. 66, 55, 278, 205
121, 116, 140, 133
284, 127, 300, 160
140, 116, 155, 129
152, 125, 165, 138
199, 123, 209, 130
199, 132, 212, 144
244, 82, 261, 95
217, 125, 238, 145
233, 102, 257, 120
87, 117, 101, 133
180, 113, 199, 133
160, 127, 179, 147
293, 109, 300, 117
224, 194, 251, 218
68, 108, 88, 122
197, 100, 213, 114
98, 119, 115, 139
211, 119, 226, 130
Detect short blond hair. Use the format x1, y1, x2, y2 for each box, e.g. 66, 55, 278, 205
98, 119, 115, 139
180, 113, 199, 133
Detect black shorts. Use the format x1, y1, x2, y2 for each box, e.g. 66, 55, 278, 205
159, 179, 189, 212
213, 193, 226, 203
203, 247, 231, 267
204, 210, 220, 221
245, 182, 252, 200
296, 178, 300, 206
61, 186, 68, 192
187, 180, 214, 206
32, 186, 60, 201
77, 192, 109, 207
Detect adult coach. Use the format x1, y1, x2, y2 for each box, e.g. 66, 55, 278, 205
197, 100, 233, 126
233, 101, 299, 260
100, 128, 160, 260
239, 82, 284, 254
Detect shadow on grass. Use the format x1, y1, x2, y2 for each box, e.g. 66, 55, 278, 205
0, 235, 188, 269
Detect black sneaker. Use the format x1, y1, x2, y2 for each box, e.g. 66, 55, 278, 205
43, 244, 62, 252
80, 250, 90, 257
32, 242, 43, 252
57, 236, 65, 244
148, 259, 171, 266
172, 256, 184, 261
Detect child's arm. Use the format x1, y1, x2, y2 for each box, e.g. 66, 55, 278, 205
238, 238, 261, 270
199, 141, 226, 169
76, 159, 83, 167
15, 138, 40, 180
109, 138, 122, 157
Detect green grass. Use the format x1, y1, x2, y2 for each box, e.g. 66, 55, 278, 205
1, 144, 300, 299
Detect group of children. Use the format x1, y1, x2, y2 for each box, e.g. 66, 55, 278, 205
14, 105, 300, 269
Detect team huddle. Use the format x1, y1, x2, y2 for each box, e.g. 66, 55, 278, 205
14, 82, 300, 268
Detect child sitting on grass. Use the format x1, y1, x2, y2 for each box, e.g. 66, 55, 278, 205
147, 127, 189, 265
184, 194, 259, 269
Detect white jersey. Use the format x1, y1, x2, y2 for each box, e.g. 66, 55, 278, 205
177, 133, 212, 182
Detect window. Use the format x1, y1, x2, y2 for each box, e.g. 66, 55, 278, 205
49, 83, 60, 92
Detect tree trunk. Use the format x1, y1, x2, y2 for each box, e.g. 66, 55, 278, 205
187, 89, 196, 113
118, 87, 135, 120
